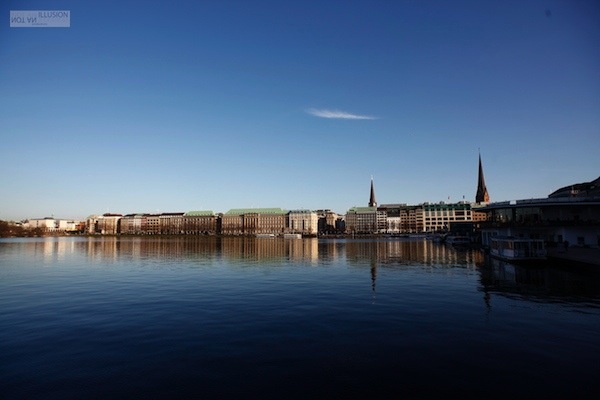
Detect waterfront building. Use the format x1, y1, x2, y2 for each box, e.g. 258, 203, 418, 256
376, 202, 475, 234
336, 216, 346, 233
316, 210, 344, 234
220, 208, 287, 236
87, 213, 122, 235
25, 217, 82, 233
56, 220, 82, 233
379, 204, 421, 234
386, 215, 401, 234
26, 217, 58, 232
141, 214, 160, 235
287, 210, 319, 235
345, 207, 378, 234
111, 211, 216, 235
119, 214, 135, 234
159, 213, 185, 235
471, 206, 488, 223
182, 211, 216, 235
120, 214, 145, 235
376, 209, 387, 233
220, 211, 244, 235
399, 206, 424, 233
479, 176, 600, 250
86, 216, 97, 234
422, 202, 472, 233
379, 204, 403, 234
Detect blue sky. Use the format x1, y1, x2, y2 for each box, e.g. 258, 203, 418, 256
1, 0, 599, 220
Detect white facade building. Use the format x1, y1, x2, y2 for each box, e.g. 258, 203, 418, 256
288, 210, 319, 235
25, 218, 82, 233
87, 214, 122, 235
422, 202, 472, 233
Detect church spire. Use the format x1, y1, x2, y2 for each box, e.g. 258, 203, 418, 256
476, 151, 490, 203
369, 176, 377, 207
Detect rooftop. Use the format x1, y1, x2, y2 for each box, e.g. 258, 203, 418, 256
549, 176, 600, 198
225, 208, 287, 215
347, 207, 377, 213
481, 196, 600, 211
184, 211, 215, 217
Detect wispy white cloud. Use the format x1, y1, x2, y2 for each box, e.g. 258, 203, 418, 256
306, 108, 378, 120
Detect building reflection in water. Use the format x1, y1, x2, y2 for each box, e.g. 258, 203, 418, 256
16, 237, 599, 304
77, 236, 321, 264
19, 238, 77, 263
81, 237, 485, 268
342, 238, 484, 268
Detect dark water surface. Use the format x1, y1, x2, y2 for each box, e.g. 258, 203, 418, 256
1, 237, 599, 399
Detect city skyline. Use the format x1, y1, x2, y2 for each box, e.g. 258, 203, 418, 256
13, 170, 598, 223
1, 0, 599, 221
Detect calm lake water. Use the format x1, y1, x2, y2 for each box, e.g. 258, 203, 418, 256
1, 236, 599, 399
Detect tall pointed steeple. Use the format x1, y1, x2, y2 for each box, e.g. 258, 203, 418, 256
476, 151, 490, 203
369, 176, 377, 207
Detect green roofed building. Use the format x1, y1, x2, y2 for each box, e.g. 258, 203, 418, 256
224, 208, 287, 215
184, 210, 215, 217
221, 208, 287, 235
182, 211, 216, 235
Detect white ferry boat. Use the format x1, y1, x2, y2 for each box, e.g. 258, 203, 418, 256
490, 236, 546, 262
